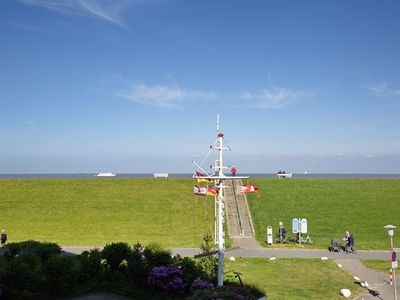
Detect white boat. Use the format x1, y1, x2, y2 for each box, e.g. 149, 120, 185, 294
95, 172, 116, 177
276, 171, 292, 179
154, 173, 169, 178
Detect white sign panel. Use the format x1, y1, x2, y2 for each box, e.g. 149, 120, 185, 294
300, 218, 308, 234
392, 261, 398, 269
267, 226, 273, 245
292, 218, 299, 233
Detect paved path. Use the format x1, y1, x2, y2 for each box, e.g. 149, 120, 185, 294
171, 246, 391, 260
336, 259, 397, 300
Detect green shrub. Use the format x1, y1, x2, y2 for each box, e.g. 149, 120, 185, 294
79, 248, 103, 280
127, 250, 147, 286
42, 255, 77, 297
2, 253, 44, 299
171, 255, 202, 287
198, 234, 217, 281
3, 240, 61, 262
102, 242, 132, 271
143, 243, 172, 270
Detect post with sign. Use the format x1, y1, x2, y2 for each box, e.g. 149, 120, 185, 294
385, 225, 397, 300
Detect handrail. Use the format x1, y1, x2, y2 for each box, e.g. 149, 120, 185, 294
231, 179, 244, 235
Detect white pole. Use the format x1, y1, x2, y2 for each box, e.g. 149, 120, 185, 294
217, 114, 225, 287
391, 235, 398, 300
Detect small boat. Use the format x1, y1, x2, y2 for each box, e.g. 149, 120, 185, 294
95, 172, 116, 177
154, 173, 169, 178
276, 170, 292, 178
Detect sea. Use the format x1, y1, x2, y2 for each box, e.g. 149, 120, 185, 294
0, 173, 400, 179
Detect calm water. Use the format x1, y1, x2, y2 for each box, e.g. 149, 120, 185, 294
1, 173, 400, 179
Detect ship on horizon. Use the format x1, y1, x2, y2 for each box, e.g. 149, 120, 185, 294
95, 172, 116, 177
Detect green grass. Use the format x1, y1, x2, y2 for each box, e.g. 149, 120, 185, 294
0, 179, 214, 247
248, 179, 400, 250
1, 178, 399, 250
225, 258, 364, 299
362, 259, 393, 273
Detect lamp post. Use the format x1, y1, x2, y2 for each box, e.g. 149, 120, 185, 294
385, 225, 397, 300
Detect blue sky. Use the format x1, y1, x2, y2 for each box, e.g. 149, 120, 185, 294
1, 0, 400, 173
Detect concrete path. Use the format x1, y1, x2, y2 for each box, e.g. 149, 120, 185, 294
171, 247, 391, 260
335, 259, 397, 300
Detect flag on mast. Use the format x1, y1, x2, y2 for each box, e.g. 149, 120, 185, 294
237, 184, 259, 194
194, 171, 212, 183
193, 185, 218, 196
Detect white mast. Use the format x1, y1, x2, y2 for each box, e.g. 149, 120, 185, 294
216, 113, 225, 286
193, 114, 249, 286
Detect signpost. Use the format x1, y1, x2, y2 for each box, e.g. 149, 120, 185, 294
393, 251, 398, 269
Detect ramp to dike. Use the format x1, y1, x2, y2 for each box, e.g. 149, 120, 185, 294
224, 179, 261, 248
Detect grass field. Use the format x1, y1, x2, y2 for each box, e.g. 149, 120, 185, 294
225, 258, 364, 299
362, 259, 392, 273
248, 179, 400, 250
0, 178, 213, 247
1, 178, 399, 250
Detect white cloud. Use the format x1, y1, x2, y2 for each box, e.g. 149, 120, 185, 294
367, 81, 400, 97
240, 87, 310, 109
19, 0, 134, 30
115, 83, 217, 109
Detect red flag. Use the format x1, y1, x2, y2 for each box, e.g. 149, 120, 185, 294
237, 184, 259, 194
207, 187, 218, 196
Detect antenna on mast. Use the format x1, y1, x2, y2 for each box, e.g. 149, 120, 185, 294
216, 113, 220, 133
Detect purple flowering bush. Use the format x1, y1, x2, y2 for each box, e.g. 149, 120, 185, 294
147, 266, 186, 294
188, 285, 264, 300
191, 279, 214, 292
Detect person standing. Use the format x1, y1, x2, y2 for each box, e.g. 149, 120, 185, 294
230, 166, 237, 176
1, 230, 7, 247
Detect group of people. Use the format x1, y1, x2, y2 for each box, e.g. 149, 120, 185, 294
331, 230, 356, 253
1, 229, 7, 247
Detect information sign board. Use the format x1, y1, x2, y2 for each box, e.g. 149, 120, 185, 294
292, 218, 299, 233
300, 218, 308, 234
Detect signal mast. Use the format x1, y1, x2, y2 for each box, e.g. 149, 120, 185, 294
193, 114, 249, 286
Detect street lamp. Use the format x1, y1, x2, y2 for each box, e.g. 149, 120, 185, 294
384, 224, 397, 300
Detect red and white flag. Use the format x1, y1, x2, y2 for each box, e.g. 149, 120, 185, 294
194, 185, 207, 196
237, 184, 259, 194
194, 185, 218, 196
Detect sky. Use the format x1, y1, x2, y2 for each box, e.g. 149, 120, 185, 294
1, 0, 400, 173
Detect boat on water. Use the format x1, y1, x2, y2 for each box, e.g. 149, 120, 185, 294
154, 173, 169, 178
95, 172, 116, 177
276, 170, 292, 178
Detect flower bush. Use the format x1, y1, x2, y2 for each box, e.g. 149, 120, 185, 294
191, 279, 214, 292
147, 266, 186, 294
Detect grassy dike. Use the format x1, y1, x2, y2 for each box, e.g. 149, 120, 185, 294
248, 178, 400, 250
1, 178, 399, 250
0, 178, 213, 247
